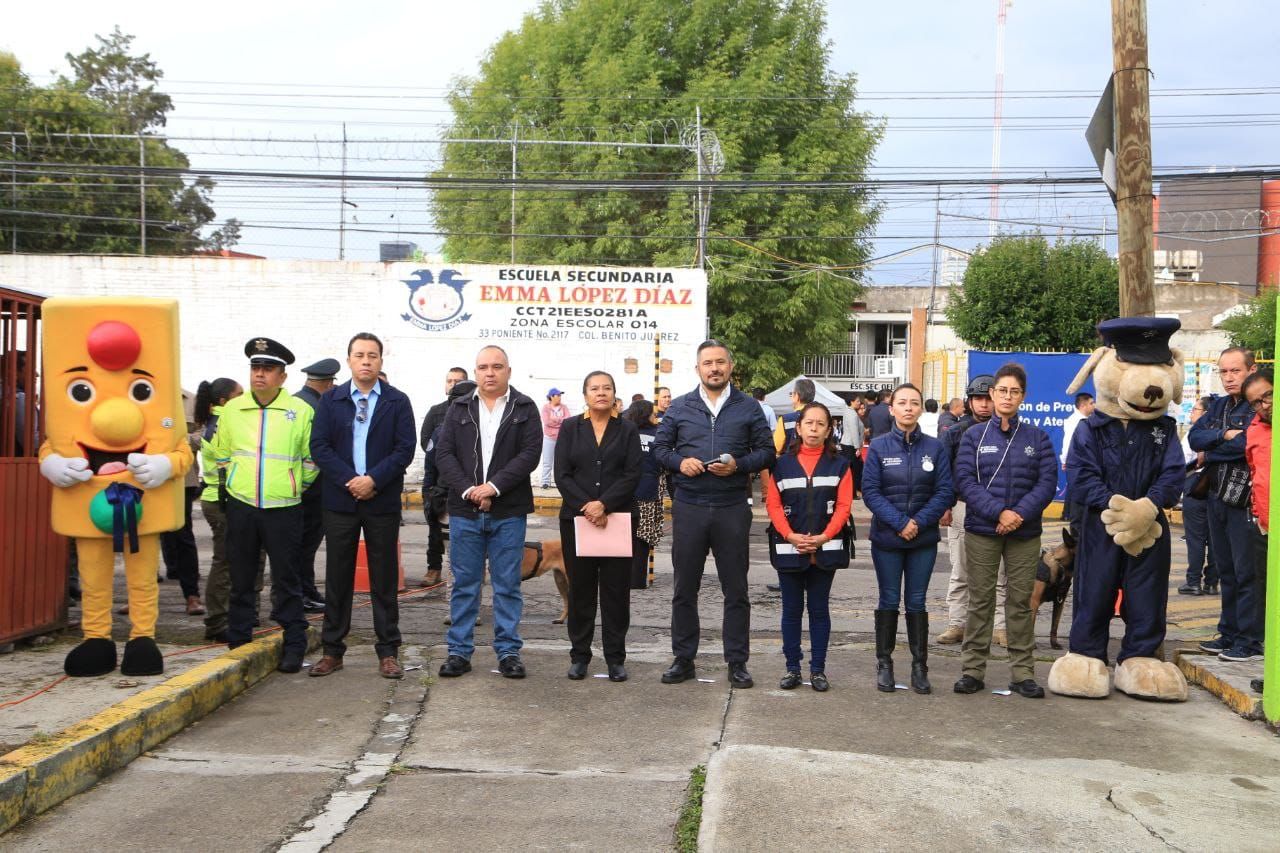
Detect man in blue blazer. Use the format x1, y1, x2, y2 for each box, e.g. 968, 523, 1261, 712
307, 333, 417, 679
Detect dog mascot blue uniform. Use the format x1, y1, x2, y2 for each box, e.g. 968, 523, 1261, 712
1050, 317, 1190, 701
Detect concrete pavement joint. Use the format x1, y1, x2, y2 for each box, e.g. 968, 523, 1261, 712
1105, 787, 1185, 852
0, 629, 316, 835
277, 649, 429, 853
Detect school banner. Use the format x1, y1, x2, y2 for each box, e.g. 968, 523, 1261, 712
969, 352, 1095, 501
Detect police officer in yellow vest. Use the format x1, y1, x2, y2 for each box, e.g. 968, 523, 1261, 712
211, 338, 318, 672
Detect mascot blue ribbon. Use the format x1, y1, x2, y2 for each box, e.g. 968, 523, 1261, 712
105, 482, 144, 554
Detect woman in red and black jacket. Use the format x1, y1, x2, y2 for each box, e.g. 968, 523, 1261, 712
765, 402, 853, 692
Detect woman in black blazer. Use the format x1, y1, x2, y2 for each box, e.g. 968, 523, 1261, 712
555, 370, 642, 682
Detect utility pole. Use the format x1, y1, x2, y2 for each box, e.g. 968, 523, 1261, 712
338, 123, 348, 260
139, 136, 146, 256
695, 107, 705, 268
511, 121, 518, 264
927, 185, 942, 328
1111, 0, 1155, 316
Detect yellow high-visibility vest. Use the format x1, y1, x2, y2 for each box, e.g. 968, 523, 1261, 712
211, 390, 317, 509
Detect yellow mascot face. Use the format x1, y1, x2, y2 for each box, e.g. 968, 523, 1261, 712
42, 297, 184, 537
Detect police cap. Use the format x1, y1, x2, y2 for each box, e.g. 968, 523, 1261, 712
245, 337, 295, 367
966, 374, 996, 398
1097, 317, 1181, 364
300, 357, 340, 379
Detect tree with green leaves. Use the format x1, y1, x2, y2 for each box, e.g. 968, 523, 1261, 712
431, 0, 881, 387
0, 29, 218, 255
946, 233, 1119, 352
1219, 288, 1277, 359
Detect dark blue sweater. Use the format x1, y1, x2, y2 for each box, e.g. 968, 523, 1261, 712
862, 425, 954, 550
954, 415, 1058, 539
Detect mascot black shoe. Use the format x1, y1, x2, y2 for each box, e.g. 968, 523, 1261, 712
120, 636, 165, 676
64, 637, 119, 677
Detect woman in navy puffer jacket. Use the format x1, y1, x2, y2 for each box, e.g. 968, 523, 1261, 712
862, 383, 954, 694
952, 363, 1058, 700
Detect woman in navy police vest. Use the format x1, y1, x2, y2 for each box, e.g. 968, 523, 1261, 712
764, 402, 853, 692
862, 383, 954, 695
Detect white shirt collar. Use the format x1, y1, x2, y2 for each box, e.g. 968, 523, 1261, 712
699, 382, 732, 417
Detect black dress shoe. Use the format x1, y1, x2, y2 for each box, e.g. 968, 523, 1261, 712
953, 674, 985, 694
438, 655, 472, 677
1203, 583, 1219, 595
661, 657, 696, 684
779, 670, 802, 690
810, 671, 830, 692
1177, 584, 1202, 596
607, 663, 628, 682
1009, 679, 1045, 698
567, 660, 588, 680
277, 650, 303, 673
302, 598, 326, 613
728, 662, 754, 688
498, 655, 526, 679
766, 583, 781, 592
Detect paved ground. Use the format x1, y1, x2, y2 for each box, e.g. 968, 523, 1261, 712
3, 494, 1276, 849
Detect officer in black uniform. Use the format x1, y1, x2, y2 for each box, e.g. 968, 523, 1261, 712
293, 357, 340, 612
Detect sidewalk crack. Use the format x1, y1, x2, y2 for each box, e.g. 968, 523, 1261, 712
1105, 787, 1185, 852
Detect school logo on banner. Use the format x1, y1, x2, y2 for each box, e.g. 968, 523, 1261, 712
400, 269, 471, 331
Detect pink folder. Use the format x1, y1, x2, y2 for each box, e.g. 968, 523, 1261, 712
573, 514, 633, 557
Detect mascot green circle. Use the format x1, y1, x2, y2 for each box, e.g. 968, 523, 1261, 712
89, 487, 144, 535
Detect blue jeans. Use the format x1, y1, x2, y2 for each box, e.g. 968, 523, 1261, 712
778, 566, 835, 672
446, 513, 527, 660
1207, 496, 1262, 653
872, 545, 938, 613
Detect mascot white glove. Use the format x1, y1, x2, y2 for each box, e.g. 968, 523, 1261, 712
127, 452, 174, 489
39, 453, 93, 488
1101, 494, 1161, 555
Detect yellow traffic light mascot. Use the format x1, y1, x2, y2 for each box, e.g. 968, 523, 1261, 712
38, 298, 193, 677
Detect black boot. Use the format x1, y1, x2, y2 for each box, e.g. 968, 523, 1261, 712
874, 609, 898, 693
906, 611, 931, 694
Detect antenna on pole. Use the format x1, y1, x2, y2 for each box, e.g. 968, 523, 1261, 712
989, 0, 1012, 238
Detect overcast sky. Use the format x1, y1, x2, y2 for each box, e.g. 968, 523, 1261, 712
5, 1, 1277, 281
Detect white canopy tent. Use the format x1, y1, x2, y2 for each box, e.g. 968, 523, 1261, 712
763, 375, 850, 418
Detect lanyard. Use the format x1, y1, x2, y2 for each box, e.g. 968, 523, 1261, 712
976, 419, 1020, 492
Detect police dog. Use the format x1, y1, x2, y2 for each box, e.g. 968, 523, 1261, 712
1030, 527, 1077, 650
521, 539, 570, 624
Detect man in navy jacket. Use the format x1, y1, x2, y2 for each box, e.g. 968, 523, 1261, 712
653, 340, 775, 687
1189, 346, 1262, 660
308, 333, 417, 680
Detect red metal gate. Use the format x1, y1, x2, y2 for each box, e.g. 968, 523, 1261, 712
1, 287, 67, 644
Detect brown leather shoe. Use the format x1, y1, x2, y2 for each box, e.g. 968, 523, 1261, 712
379, 656, 404, 679
420, 569, 442, 588
186, 596, 206, 616
309, 655, 344, 677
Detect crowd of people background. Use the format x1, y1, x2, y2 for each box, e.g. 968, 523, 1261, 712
163, 333, 1270, 695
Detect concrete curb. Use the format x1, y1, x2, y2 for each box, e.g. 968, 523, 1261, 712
0, 629, 316, 835
1174, 649, 1263, 720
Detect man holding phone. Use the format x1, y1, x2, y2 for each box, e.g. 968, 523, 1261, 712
653, 340, 775, 687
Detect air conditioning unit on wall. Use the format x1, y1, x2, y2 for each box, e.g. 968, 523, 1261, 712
874, 357, 902, 378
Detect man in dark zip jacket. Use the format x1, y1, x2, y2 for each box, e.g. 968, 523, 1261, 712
1189, 346, 1261, 660
434, 346, 542, 680
653, 340, 775, 688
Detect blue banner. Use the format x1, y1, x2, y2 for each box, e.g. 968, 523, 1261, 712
968, 352, 1095, 500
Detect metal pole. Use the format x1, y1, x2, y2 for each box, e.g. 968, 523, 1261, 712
339, 123, 347, 260
511, 121, 518, 264
139, 136, 146, 256
695, 107, 705, 268
10, 136, 16, 253
927, 185, 942, 329
1112, 0, 1155, 316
